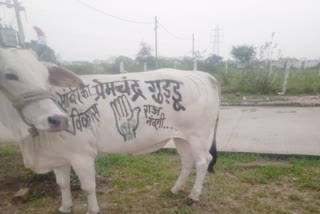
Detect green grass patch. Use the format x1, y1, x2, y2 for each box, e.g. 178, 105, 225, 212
0, 144, 19, 155
239, 166, 292, 184
1, 145, 320, 214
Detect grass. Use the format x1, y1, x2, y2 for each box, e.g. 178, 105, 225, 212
0, 144, 18, 155
0, 145, 319, 214
209, 65, 320, 105
211, 65, 320, 95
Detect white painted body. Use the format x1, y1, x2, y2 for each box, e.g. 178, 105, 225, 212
0, 49, 220, 213
22, 70, 219, 171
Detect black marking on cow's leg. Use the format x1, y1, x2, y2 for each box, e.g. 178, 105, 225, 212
208, 116, 219, 173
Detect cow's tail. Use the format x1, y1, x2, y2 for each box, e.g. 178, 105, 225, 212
208, 115, 219, 173
208, 76, 221, 174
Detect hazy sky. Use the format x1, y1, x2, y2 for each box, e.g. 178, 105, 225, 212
1, 0, 319, 61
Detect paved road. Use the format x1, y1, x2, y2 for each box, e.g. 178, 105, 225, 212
1, 107, 320, 155
216, 106, 320, 156
166, 106, 320, 156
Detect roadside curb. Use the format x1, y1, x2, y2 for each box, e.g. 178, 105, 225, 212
221, 102, 320, 107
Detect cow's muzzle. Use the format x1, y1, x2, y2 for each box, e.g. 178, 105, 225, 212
48, 115, 69, 131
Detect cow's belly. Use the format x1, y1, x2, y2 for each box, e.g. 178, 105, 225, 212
98, 138, 172, 155
95, 122, 185, 154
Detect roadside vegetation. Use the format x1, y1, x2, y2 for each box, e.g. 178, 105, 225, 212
66, 59, 320, 104
63, 41, 320, 99
213, 65, 320, 95
1, 144, 319, 214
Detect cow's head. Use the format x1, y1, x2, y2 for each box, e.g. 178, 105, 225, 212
0, 48, 83, 132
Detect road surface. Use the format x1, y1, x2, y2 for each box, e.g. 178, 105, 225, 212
166, 106, 320, 156
1, 106, 320, 155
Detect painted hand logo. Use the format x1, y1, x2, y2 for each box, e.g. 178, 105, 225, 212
110, 95, 140, 142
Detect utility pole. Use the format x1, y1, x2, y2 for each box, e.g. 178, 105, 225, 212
120, 61, 125, 73
0, 0, 25, 45
267, 32, 275, 64
212, 25, 222, 56
143, 62, 147, 71
13, 0, 24, 45
279, 60, 291, 95
192, 33, 195, 59
192, 33, 197, 71
225, 60, 228, 75
154, 16, 158, 68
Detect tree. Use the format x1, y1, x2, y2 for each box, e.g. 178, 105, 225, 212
206, 54, 223, 64
135, 41, 155, 66
231, 45, 256, 63
115, 56, 134, 66
113, 56, 134, 74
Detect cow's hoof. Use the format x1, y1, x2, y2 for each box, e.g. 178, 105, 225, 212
171, 187, 180, 194
167, 190, 177, 197
185, 197, 197, 206
57, 207, 72, 214
57, 210, 70, 214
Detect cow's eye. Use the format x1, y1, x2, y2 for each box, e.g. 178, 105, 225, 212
5, 73, 19, 81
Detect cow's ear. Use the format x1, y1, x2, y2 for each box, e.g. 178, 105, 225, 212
42, 62, 84, 87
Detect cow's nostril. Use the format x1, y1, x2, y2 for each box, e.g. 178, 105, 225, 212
48, 116, 61, 126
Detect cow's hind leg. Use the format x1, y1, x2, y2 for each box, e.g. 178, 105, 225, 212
187, 138, 213, 205
54, 165, 73, 213
71, 157, 99, 214
171, 138, 194, 194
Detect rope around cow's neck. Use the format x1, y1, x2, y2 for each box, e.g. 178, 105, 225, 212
0, 85, 55, 137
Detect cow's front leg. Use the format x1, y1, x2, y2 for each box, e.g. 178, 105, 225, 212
71, 157, 99, 214
54, 165, 73, 213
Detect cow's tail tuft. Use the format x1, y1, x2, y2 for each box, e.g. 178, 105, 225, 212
207, 74, 221, 174
208, 115, 219, 173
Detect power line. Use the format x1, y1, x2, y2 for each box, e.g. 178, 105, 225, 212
10, 15, 16, 25
157, 21, 188, 40
77, 0, 152, 25
77, 1, 193, 59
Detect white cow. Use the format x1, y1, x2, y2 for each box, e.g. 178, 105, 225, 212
0, 48, 220, 214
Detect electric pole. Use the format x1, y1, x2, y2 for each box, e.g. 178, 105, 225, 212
13, 0, 24, 45
0, 0, 25, 45
154, 16, 158, 68
192, 33, 197, 71
192, 33, 195, 59
212, 25, 222, 56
